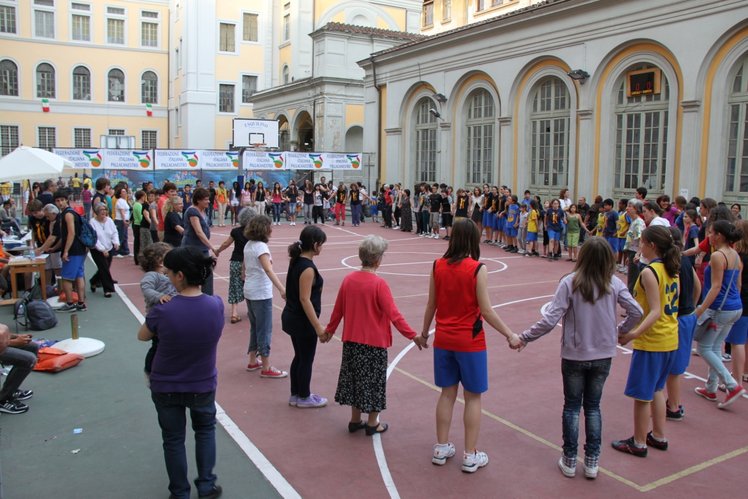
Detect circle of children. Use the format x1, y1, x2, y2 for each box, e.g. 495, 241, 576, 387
3, 176, 747, 484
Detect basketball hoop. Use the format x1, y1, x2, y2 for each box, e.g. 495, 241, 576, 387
249, 143, 266, 149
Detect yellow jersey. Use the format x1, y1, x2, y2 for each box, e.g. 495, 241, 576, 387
527, 209, 538, 233
632, 261, 679, 352
616, 212, 629, 239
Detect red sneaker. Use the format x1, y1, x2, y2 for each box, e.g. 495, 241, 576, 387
260, 367, 288, 378
718, 386, 746, 409
245, 362, 261, 372
694, 386, 717, 401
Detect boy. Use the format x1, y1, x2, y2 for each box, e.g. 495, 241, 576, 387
429, 184, 442, 239
517, 203, 529, 255
616, 198, 630, 273
602, 199, 618, 257
504, 195, 520, 253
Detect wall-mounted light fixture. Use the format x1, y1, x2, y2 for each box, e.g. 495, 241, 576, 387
429, 108, 441, 119
567, 69, 590, 84
433, 92, 448, 103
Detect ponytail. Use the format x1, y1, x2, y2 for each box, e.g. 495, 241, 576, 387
641, 226, 680, 278
288, 225, 327, 266
163, 246, 216, 286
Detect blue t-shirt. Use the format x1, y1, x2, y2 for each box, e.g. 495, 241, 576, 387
604, 210, 618, 238
506, 203, 519, 226
546, 208, 564, 232
147, 294, 224, 393
181, 206, 211, 254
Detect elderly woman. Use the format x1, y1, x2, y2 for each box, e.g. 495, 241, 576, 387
215, 207, 257, 323
137, 246, 223, 499
163, 195, 185, 248
325, 236, 425, 434
88, 203, 120, 298
182, 187, 217, 295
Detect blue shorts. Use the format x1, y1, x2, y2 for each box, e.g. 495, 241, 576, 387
624, 350, 675, 401
505, 226, 517, 238
526, 231, 538, 242
496, 217, 505, 231
605, 236, 619, 252
61, 254, 86, 280
617, 238, 626, 253
482, 211, 492, 228
548, 229, 561, 241
726, 315, 748, 345
670, 313, 697, 375
433, 347, 488, 394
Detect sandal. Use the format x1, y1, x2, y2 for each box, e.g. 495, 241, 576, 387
230, 316, 242, 324
348, 421, 366, 433
365, 423, 388, 436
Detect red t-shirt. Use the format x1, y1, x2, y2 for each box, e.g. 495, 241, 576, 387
433, 257, 485, 352
156, 194, 168, 231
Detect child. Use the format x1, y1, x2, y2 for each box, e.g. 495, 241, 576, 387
369, 193, 379, 223
440, 189, 453, 240
616, 199, 630, 272
602, 199, 618, 258
517, 203, 528, 255
504, 195, 520, 253
565, 203, 588, 262
614, 226, 680, 457
525, 199, 540, 257
541, 200, 550, 257
140, 242, 178, 378
545, 199, 565, 261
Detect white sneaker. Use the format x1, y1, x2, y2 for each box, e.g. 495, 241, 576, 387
583, 455, 598, 479
432, 442, 456, 466
461, 450, 489, 473
558, 456, 576, 478
432, 234, 439, 239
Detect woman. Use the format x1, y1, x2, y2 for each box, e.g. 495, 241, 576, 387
623, 199, 646, 293
302, 179, 314, 225
284, 180, 299, 226
725, 219, 748, 392
182, 187, 217, 295
349, 183, 364, 227
137, 246, 223, 499
88, 204, 120, 298
564, 203, 589, 262
270, 182, 284, 225
731, 203, 742, 220
470, 186, 484, 236
241, 182, 253, 208
216, 207, 256, 324
518, 237, 642, 479
215, 181, 228, 227
254, 181, 267, 216
113, 183, 131, 257
614, 226, 680, 458
694, 220, 746, 407
657, 195, 679, 226
229, 181, 241, 225
138, 190, 154, 258
243, 215, 287, 378
282, 225, 328, 408
325, 236, 425, 434
312, 183, 325, 224
398, 189, 413, 233
420, 219, 518, 473
163, 196, 185, 248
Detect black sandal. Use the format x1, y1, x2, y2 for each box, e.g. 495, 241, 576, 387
348, 421, 366, 433
365, 423, 388, 436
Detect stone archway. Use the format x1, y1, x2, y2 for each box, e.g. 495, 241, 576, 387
296, 111, 314, 151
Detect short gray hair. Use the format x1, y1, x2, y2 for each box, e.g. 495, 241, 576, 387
43, 203, 59, 215
237, 207, 258, 228
628, 198, 643, 214
359, 235, 388, 268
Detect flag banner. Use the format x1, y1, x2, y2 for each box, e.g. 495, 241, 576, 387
146, 103, 153, 117
154, 150, 200, 170
41, 98, 49, 112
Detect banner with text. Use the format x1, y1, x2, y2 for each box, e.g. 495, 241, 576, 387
242, 151, 362, 170
54, 148, 153, 170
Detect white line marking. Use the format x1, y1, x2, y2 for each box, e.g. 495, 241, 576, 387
114, 284, 301, 498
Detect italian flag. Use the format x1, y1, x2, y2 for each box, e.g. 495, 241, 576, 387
41, 98, 49, 112
146, 103, 153, 117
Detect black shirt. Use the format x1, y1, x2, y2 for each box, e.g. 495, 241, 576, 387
282, 257, 323, 335
59, 208, 86, 256
29, 216, 49, 246
229, 226, 249, 262
38, 192, 53, 207
163, 211, 183, 247
455, 194, 469, 217
429, 193, 441, 212
255, 188, 266, 202
441, 195, 451, 213
350, 190, 360, 205
140, 202, 151, 229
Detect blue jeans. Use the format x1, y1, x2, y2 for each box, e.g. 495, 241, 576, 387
272, 202, 282, 223
0, 343, 39, 402
697, 308, 742, 392
114, 219, 129, 255
351, 204, 362, 225
561, 358, 611, 459
247, 298, 273, 357
151, 391, 217, 499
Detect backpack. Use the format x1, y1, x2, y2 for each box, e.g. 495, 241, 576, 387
76, 211, 97, 248
14, 293, 58, 331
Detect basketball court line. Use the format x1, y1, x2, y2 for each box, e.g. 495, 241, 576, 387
114, 284, 301, 499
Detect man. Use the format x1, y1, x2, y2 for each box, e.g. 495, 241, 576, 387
207, 181, 216, 226
70, 173, 82, 201
635, 186, 647, 202
92, 177, 110, 212
522, 190, 533, 209
37, 179, 54, 206
0, 322, 38, 415
28, 200, 61, 285
576, 196, 590, 243
181, 184, 192, 213
157, 182, 177, 241
54, 190, 87, 312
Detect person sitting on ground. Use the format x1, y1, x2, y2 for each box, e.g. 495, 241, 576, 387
325, 235, 426, 434
0, 323, 38, 415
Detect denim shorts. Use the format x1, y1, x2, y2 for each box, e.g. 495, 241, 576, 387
548, 229, 561, 241
433, 347, 487, 394
624, 350, 675, 401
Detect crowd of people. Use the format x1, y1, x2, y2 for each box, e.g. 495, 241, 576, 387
4, 173, 748, 497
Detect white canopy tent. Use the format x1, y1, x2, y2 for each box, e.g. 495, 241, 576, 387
0, 146, 72, 182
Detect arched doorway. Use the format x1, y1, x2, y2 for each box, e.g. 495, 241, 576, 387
345, 126, 363, 152
296, 111, 314, 151
277, 115, 290, 151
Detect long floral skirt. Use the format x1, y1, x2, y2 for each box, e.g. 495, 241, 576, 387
334, 341, 388, 413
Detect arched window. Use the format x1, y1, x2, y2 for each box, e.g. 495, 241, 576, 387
36, 63, 55, 98
282, 65, 289, 85
465, 88, 495, 184
141, 71, 157, 104
0, 60, 18, 96
73, 66, 90, 100
529, 77, 570, 189
108, 68, 124, 102
614, 65, 669, 193
726, 54, 748, 193
414, 97, 437, 183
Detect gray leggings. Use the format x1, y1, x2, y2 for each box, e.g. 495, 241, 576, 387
303, 204, 313, 223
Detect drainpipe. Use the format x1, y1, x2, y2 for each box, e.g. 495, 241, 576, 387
370, 55, 381, 189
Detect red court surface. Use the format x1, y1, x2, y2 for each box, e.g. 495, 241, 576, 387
112, 222, 748, 498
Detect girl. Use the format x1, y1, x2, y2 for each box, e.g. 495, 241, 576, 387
519, 237, 642, 478
682, 208, 700, 263
325, 236, 425, 433
470, 186, 483, 236
334, 182, 347, 226
254, 181, 267, 216
230, 181, 241, 225
312, 184, 325, 224
302, 179, 314, 224
140, 243, 178, 377
724, 218, 748, 393
349, 183, 364, 227
614, 226, 680, 457
369, 191, 379, 224
525, 199, 540, 257
243, 215, 287, 378
399, 189, 413, 232
624, 199, 646, 293
694, 220, 745, 407
215, 181, 228, 227
545, 199, 565, 261
284, 180, 299, 226
241, 182, 253, 208
565, 203, 588, 262
282, 226, 328, 408
271, 182, 283, 225
215, 207, 256, 323
421, 219, 518, 473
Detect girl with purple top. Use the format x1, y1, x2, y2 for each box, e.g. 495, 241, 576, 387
517, 238, 643, 479
138, 246, 224, 499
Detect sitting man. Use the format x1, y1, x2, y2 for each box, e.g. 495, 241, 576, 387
0, 323, 37, 414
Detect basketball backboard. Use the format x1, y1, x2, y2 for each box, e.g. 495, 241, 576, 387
232, 119, 279, 148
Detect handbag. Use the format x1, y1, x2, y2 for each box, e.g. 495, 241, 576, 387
694, 254, 735, 342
